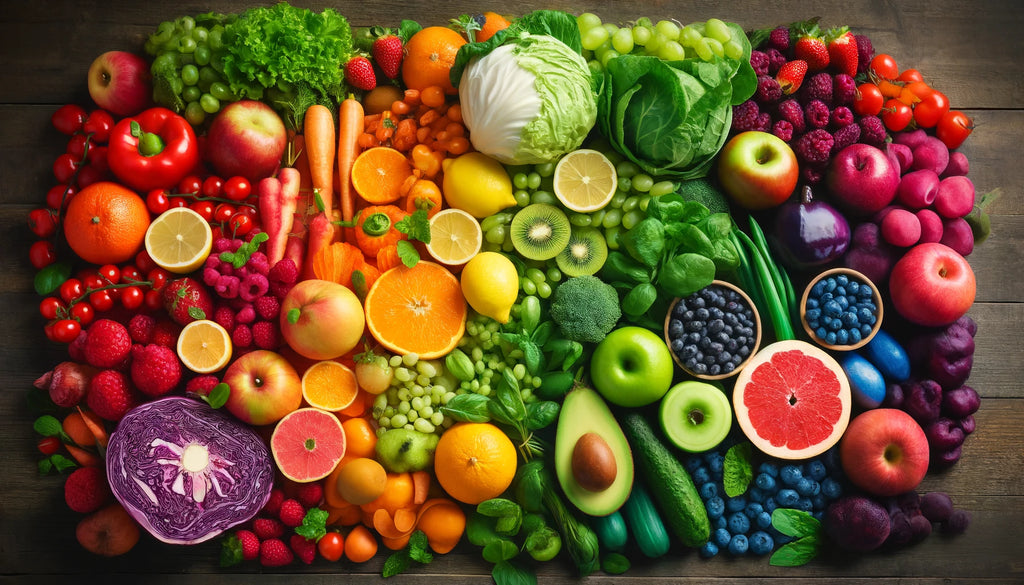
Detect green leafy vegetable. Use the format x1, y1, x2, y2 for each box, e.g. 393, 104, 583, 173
723, 442, 754, 497
769, 508, 824, 567
34, 262, 71, 296
383, 530, 433, 578
293, 507, 329, 541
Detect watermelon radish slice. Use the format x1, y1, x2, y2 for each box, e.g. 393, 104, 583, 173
733, 340, 852, 460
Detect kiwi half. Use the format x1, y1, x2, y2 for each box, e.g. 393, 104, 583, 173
556, 226, 608, 277
510, 203, 571, 261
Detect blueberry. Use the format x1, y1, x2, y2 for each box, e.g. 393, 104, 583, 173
692, 363, 708, 375
849, 327, 862, 344
780, 465, 802, 486
670, 338, 684, 353
859, 284, 874, 298
748, 487, 764, 503
728, 512, 750, 534
811, 280, 826, 297
815, 326, 828, 339
709, 307, 724, 320
836, 274, 849, 287
684, 456, 703, 472
708, 364, 722, 376
825, 331, 837, 345
805, 460, 827, 481
841, 310, 858, 327
805, 307, 821, 322
749, 531, 774, 555
696, 307, 710, 321
691, 466, 711, 486
820, 291, 834, 304
757, 462, 779, 477
821, 477, 843, 499
706, 496, 725, 519
796, 497, 814, 511
860, 323, 874, 337
699, 541, 719, 558
692, 296, 706, 309
714, 514, 728, 531
756, 510, 773, 530
668, 319, 684, 337
796, 477, 820, 496
764, 496, 777, 511
847, 281, 860, 295
811, 494, 828, 512
713, 527, 732, 548
836, 329, 849, 345
835, 295, 849, 310
727, 534, 749, 555
726, 496, 747, 513
776, 488, 799, 507
699, 481, 718, 500
705, 452, 725, 474
681, 344, 698, 359
744, 502, 764, 519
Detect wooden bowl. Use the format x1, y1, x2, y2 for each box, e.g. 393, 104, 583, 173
664, 280, 762, 380
799, 267, 883, 351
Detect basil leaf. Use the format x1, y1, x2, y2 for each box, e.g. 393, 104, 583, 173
525, 401, 560, 431
723, 442, 754, 497
768, 535, 821, 567
441, 393, 491, 423
496, 371, 527, 422
34, 262, 71, 296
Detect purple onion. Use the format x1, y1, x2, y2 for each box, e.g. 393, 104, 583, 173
772, 185, 852, 269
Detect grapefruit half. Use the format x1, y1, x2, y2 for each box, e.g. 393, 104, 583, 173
733, 340, 852, 460
270, 408, 347, 482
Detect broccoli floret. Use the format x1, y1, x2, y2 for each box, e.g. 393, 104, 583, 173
675, 178, 730, 214
549, 275, 621, 343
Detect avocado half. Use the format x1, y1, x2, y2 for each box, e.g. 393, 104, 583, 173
554, 385, 634, 517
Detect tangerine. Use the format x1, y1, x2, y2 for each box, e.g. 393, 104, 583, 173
63, 181, 150, 265
350, 147, 412, 205
433, 422, 517, 505
401, 26, 466, 95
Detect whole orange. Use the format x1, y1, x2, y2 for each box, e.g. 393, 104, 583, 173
433, 422, 517, 504
402, 26, 467, 95
63, 181, 149, 265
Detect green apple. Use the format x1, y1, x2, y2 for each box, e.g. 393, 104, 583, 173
374, 427, 439, 472
590, 326, 674, 407
659, 381, 732, 453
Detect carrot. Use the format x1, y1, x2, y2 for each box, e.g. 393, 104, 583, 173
283, 224, 307, 273
338, 96, 365, 239
353, 205, 407, 258
304, 104, 337, 218
75, 407, 109, 448
66, 444, 100, 467
257, 176, 283, 262
411, 470, 431, 505
376, 245, 403, 272
302, 212, 336, 281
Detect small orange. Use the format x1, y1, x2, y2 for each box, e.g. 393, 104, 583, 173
334, 457, 388, 505
302, 360, 359, 412
476, 12, 511, 43
63, 181, 150, 265
402, 26, 467, 94
350, 147, 413, 205
360, 471, 415, 516
433, 422, 517, 505
341, 417, 378, 459
343, 524, 378, 563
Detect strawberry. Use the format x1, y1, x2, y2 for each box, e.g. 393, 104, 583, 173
776, 60, 809, 95
794, 26, 830, 72
259, 538, 294, 567
372, 34, 403, 79
345, 56, 377, 91
289, 533, 317, 565
64, 466, 111, 514
87, 369, 136, 422
161, 277, 214, 326
235, 529, 261, 561
279, 498, 306, 527
252, 517, 285, 540
826, 27, 859, 78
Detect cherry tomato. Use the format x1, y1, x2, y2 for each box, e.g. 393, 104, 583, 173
29, 240, 57, 269
51, 319, 82, 343
86, 145, 109, 172
70, 301, 95, 327
317, 532, 345, 562
202, 176, 224, 199
59, 279, 84, 304
53, 153, 78, 184
144, 289, 163, 312
869, 54, 899, 80
38, 436, 62, 456
222, 176, 252, 201
39, 297, 64, 320
234, 204, 257, 220
75, 163, 106, 188
135, 249, 158, 274
852, 83, 884, 117
28, 208, 58, 239
82, 273, 105, 291
89, 289, 115, 312
881, 99, 914, 132
120, 286, 145, 311
51, 104, 87, 135
98, 264, 120, 285
46, 184, 75, 210
190, 200, 216, 222
147, 268, 170, 291
169, 196, 189, 209
121, 265, 143, 284
214, 203, 236, 223
177, 175, 203, 196
897, 68, 924, 83
936, 109, 974, 150
913, 89, 950, 129
66, 133, 91, 160
82, 110, 115, 143
147, 189, 171, 215
227, 212, 253, 236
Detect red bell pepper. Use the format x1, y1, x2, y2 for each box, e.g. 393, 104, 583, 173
108, 107, 199, 192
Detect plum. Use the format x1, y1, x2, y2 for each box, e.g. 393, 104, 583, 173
911, 136, 950, 175
941, 509, 971, 534
902, 379, 944, 422
941, 151, 970, 178
825, 495, 891, 552
886, 142, 914, 175
939, 216, 974, 257
880, 208, 921, 247
893, 128, 929, 150
942, 385, 980, 418
924, 417, 966, 451
883, 382, 905, 408
934, 175, 976, 219
919, 491, 954, 522
906, 319, 976, 390
842, 222, 900, 284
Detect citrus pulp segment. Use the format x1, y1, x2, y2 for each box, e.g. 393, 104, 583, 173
425, 208, 483, 266
176, 319, 232, 374
144, 207, 214, 273
553, 149, 617, 212
350, 147, 412, 204
270, 408, 348, 483
301, 360, 359, 412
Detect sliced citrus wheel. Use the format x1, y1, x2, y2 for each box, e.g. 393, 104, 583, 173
553, 149, 617, 212
350, 146, 413, 204
144, 207, 213, 273
364, 261, 467, 359
176, 319, 232, 374
425, 208, 482, 266
302, 360, 360, 412
270, 407, 347, 483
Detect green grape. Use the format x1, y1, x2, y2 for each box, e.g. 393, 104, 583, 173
609, 193, 627, 208
639, 195, 651, 211
520, 278, 537, 296
530, 191, 557, 206
178, 15, 195, 33
184, 101, 205, 126
724, 39, 745, 60
514, 190, 531, 207
680, 25, 703, 46
208, 81, 232, 101
622, 209, 646, 230
632, 24, 653, 46
612, 27, 635, 54
178, 36, 197, 54
599, 49, 619, 68
151, 52, 179, 74
208, 27, 224, 51
481, 212, 512, 233
192, 26, 208, 43
602, 208, 622, 228
581, 26, 609, 51
650, 180, 676, 197
706, 37, 725, 58
513, 172, 529, 190
655, 20, 681, 41
193, 45, 211, 66
199, 93, 220, 114
182, 85, 201, 103
576, 12, 603, 31
617, 176, 632, 193
546, 267, 562, 282
602, 22, 620, 36
587, 59, 603, 76
526, 268, 547, 285
590, 208, 606, 227
181, 64, 199, 86
622, 195, 640, 212
526, 172, 542, 190
605, 225, 622, 250
536, 281, 552, 299
646, 32, 666, 52
535, 162, 555, 177
704, 18, 732, 43
632, 174, 654, 193
501, 238, 515, 253
616, 160, 640, 178
693, 38, 714, 61
658, 40, 686, 61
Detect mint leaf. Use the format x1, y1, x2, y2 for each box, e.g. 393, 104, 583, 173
395, 209, 431, 243
382, 550, 410, 578
294, 507, 329, 541
769, 534, 821, 567
477, 498, 522, 518
492, 560, 536, 585
771, 507, 822, 539
482, 539, 519, 563
38, 458, 53, 475
408, 531, 433, 564
396, 240, 419, 267
723, 442, 754, 497
33, 415, 63, 438
220, 533, 244, 567
50, 453, 77, 473
206, 383, 230, 409
188, 306, 207, 320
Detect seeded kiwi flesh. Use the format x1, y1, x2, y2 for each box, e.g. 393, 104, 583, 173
556, 226, 608, 277
510, 203, 571, 260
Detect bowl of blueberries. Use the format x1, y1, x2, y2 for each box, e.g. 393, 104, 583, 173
799, 267, 883, 351
664, 280, 762, 380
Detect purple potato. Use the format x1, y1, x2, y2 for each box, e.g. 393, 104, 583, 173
942, 385, 981, 418
903, 379, 944, 423
825, 495, 892, 552
924, 418, 966, 451
919, 491, 954, 522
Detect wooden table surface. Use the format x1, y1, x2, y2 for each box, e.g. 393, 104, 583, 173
1, 1, 1021, 583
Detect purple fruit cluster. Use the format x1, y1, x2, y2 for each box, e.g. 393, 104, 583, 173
825, 490, 970, 554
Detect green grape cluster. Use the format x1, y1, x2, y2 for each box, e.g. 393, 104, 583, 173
577, 13, 746, 71
372, 353, 459, 437
453, 310, 544, 403
145, 14, 239, 126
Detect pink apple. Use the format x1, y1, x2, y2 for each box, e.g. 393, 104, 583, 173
840, 408, 930, 497
717, 131, 799, 210
205, 100, 287, 182
280, 279, 365, 361
87, 51, 152, 117
889, 242, 975, 327
826, 143, 900, 215
223, 349, 302, 426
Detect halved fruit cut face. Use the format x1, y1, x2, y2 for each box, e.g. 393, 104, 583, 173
554, 149, 617, 212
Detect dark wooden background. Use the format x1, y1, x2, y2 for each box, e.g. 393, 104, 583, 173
1, 1, 1021, 583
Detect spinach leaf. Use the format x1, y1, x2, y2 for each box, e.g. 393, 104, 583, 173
600, 251, 651, 284
621, 282, 659, 317
657, 253, 716, 297
620, 218, 665, 268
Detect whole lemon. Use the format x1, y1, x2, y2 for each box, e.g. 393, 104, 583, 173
460, 252, 518, 323
442, 152, 517, 218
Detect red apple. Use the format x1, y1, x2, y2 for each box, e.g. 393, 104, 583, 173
889, 242, 975, 327
840, 408, 930, 497
87, 51, 152, 117
280, 279, 365, 361
222, 349, 302, 426
205, 100, 287, 182
826, 143, 900, 215
717, 131, 799, 210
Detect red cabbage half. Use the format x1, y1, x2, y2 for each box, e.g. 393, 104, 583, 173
106, 396, 274, 545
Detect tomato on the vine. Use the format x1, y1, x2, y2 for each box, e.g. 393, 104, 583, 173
202, 176, 224, 199
937, 109, 974, 150
59, 279, 84, 304
897, 68, 924, 83
51, 319, 82, 343
37, 436, 62, 456
190, 200, 216, 222
28, 208, 58, 239
177, 175, 202, 196
869, 53, 899, 80
144, 289, 163, 312
147, 267, 170, 291
66, 134, 91, 160
882, 98, 914, 131
222, 176, 252, 201
120, 286, 145, 311
82, 110, 115, 143
227, 212, 254, 236
147, 189, 171, 215
39, 297, 64, 320
169, 196, 189, 209
121, 264, 143, 284
53, 153, 78, 183
82, 273, 105, 291
75, 164, 105, 188
853, 83, 884, 116
214, 203, 236, 223
46, 184, 74, 210
98, 264, 120, 285
70, 301, 95, 327
29, 240, 57, 270
135, 250, 158, 274
51, 104, 87, 135
317, 531, 345, 562
89, 289, 115, 312
87, 145, 109, 172
234, 204, 257, 220
913, 89, 950, 129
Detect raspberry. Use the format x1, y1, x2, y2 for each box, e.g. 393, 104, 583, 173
203, 266, 221, 287
776, 99, 806, 134
64, 466, 111, 514
804, 100, 831, 129
794, 129, 835, 165
799, 72, 833, 106
279, 499, 306, 528
833, 74, 857, 106
215, 275, 241, 299
755, 112, 772, 133
831, 106, 855, 128
749, 50, 769, 76
236, 529, 261, 561
296, 483, 324, 509
772, 119, 794, 142
832, 123, 862, 154
290, 533, 317, 565
858, 115, 887, 147
236, 266, 250, 281
240, 273, 270, 302
83, 319, 131, 369
232, 324, 253, 348
731, 100, 761, 132
248, 252, 270, 276
213, 238, 234, 253
87, 369, 135, 421
185, 374, 220, 396
254, 296, 281, 321
259, 538, 294, 567
150, 318, 181, 348
236, 304, 256, 324
214, 304, 236, 333
767, 26, 791, 52
252, 321, 280, 350
765, 48, 787, 75
252, 517, 285, 540
269, 259, 299, 298
802, 163, 827, 185
127, 314, 156, 344
262, 488, 285, 516
130, 344, 182, 397
755, 75, 782, 104
854, 34, 875, 76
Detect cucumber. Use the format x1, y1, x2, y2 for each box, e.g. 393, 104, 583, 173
590, 510, 628, 553
621, 483, 670, 558
620, 411, 710, 547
